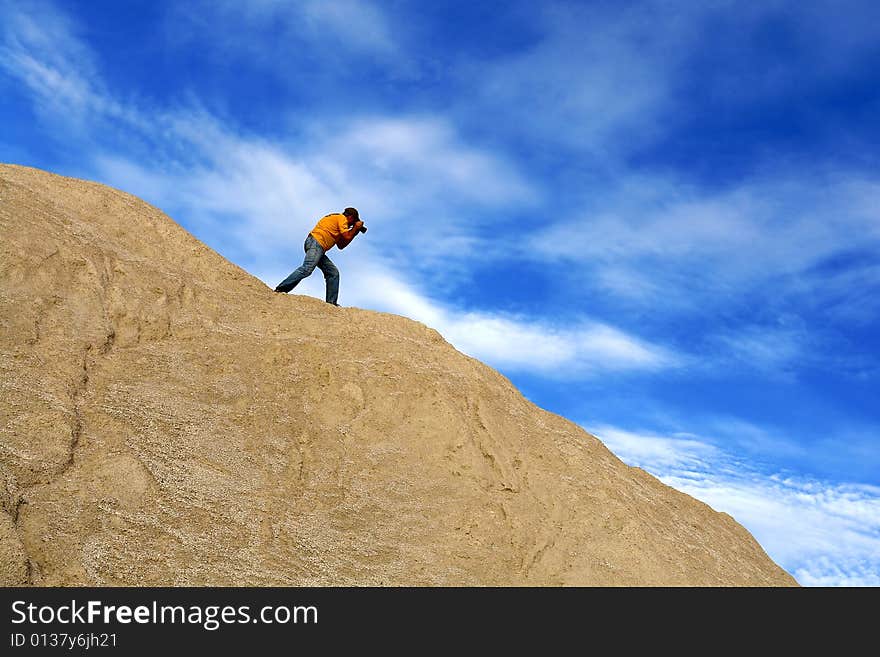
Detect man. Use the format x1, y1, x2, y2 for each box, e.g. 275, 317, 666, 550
274, 207, 366, 305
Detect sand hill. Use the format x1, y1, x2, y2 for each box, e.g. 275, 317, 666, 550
0, 164, 796, 586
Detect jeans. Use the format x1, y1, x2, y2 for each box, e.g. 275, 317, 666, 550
275, 234, 340, 304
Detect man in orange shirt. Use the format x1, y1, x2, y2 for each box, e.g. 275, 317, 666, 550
274, 207, 367, 305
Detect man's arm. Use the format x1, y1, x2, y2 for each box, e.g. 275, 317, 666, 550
337, 220, 363, 250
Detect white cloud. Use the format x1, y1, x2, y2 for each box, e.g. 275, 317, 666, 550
529, 173, 879, 280
520, 169, 880, 374
169, 0, 396, 61
325, 116, 537, 207
442, 313, 673, 376
589, 426, 721, 470
709, 325, 810, 376
296, 0, 393, 54
591, 423, 880, 586
458, 1, 880, 155
0, 2, 149, 131
315, 260, 676, 376
459, 3, 686, 152
1, 3, 94, 115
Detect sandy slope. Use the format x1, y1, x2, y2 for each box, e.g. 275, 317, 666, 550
0, 164, 796, 586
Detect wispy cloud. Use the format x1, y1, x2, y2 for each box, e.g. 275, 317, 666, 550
278, 258, 677, 376
591, 423, 880, 586
529, 174, 880, 290
321, 116, 538, 209
522, 171, 880, 374
283, 0, 394, 54
443, 314, 673, 375
167, 0, 398, 66
459, 1, 880, 155
1, 2, 100, 120
457, 3, 682, 152
710, 324, 810, 376
588, 426, 722, 470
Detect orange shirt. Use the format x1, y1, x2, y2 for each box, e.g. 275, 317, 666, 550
310, 213, 352, 251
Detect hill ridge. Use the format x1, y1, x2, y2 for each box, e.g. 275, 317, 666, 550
0, 163, 796, 586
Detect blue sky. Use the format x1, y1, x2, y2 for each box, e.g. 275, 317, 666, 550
2, 0, 878, 585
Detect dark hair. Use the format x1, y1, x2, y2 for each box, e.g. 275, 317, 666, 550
343, 207, 359, 220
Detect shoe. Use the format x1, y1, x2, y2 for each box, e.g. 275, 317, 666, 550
274, 287, 287, 293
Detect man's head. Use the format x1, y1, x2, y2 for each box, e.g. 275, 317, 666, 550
343, 207, 366, 233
